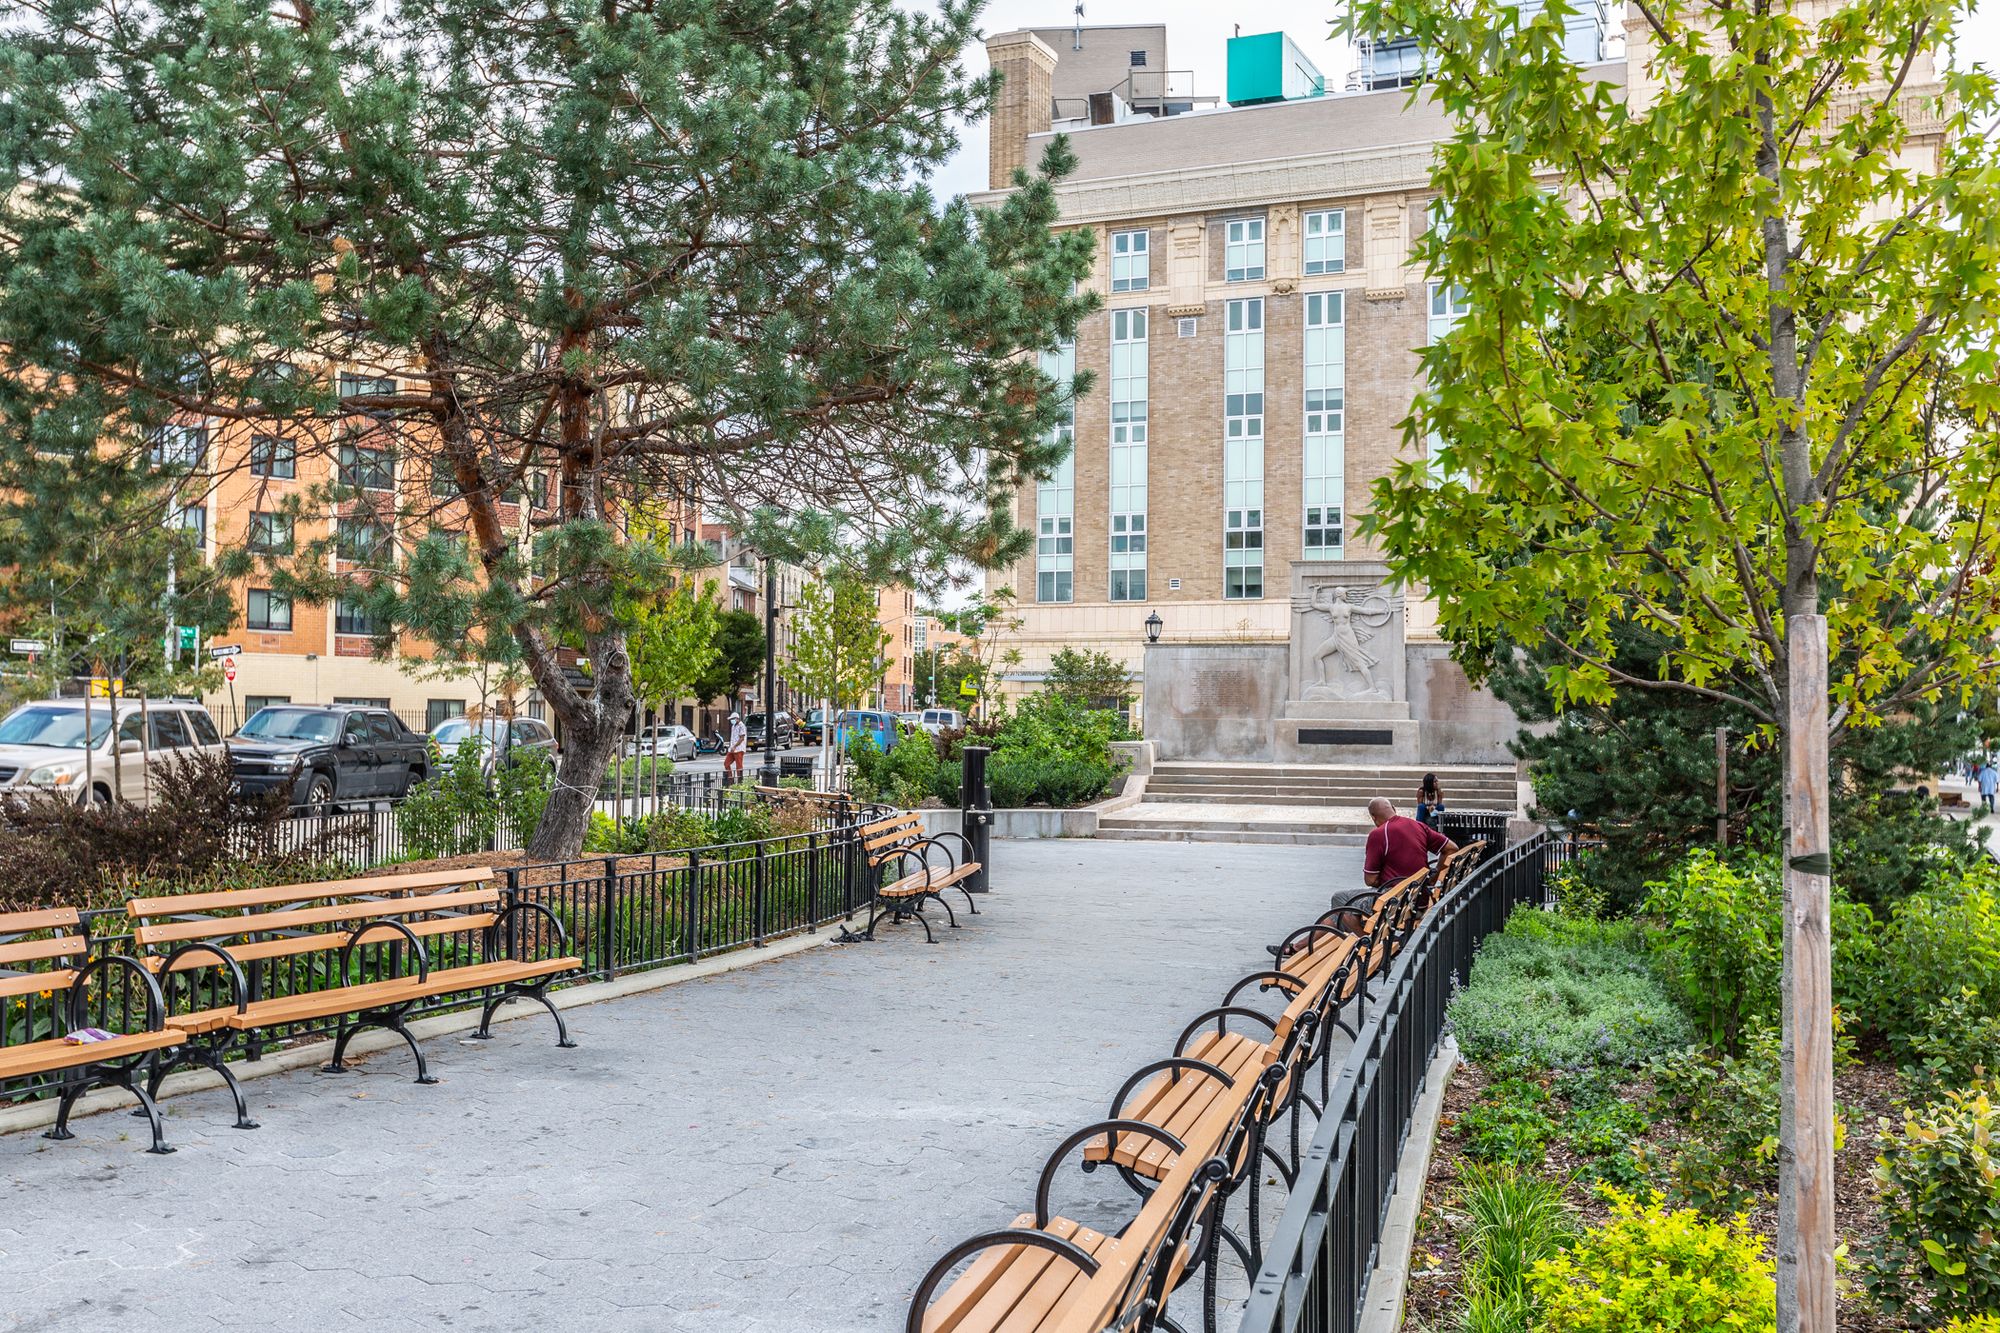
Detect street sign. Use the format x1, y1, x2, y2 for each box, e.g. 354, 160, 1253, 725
224, 664, 237, 683
9, 639, 46, 655
959, 679, 978, 698
88, 677, 124, 698
176, 626, 199, 653
208, 644, 241, 660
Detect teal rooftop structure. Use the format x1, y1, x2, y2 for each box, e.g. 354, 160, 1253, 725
1225, 32, 1328, 107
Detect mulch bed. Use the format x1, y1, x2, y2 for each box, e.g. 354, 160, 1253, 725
1402, 1055, 1921, 1332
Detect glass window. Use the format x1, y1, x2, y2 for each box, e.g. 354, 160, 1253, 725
117, 713, 147, 747
248, 511, 293, 554
333, 696, 391, 708
337, 518, 391, 565
1303, 210, 1346, 276
187, 711, 222, 747
1303, 291, 1346, 560
242, 696, 291, 717
1428, 281, 1471, 343
1224, 436, 1265, 599
426, 698, 466, 731
175, 504, 207, 546
149, 710, 192, 750
1109, 230, 1149, 293
430, 460, 461, 499
366, 713, 402, 743
1224, 217, 1266, 282
337, 373, 397, 399
338, 444, 393, 492
1109, 310, 1149, 602
149, 424, 206, 470
1035, 342, 1076, 605
249, 434, 296, 479
246, 588, 291, 632
343, 712, 370, 743
333, 598, 380, 636
1225, 298, 1265, 441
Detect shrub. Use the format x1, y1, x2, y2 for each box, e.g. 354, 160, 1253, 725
645, 806, 714, 854
1863, 865, 2000, 1063
1527, 1189, 1776, 1333
1449, 907, 1696, 1072
496, 747, 553, 847
1906, 988, 2000, 1104
1943, 1318, 2000, 1333
1642, 1025, 1784, 1213
1867, 1081, 2000, 1324
1454, 1163, 1576, 1333
986, 750, 1038, 809
1643, 850, 1782, 1051
582, 810, 647, 854
1457, 1068, 1560, 1168
396, 736, 498, 860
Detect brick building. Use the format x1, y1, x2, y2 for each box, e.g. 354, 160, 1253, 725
974, 20, 1616, 707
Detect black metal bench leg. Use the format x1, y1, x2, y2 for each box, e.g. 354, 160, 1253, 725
959, 884, 979, 915
524, 985, 577, 1049
323, 1017, 360, 1073
215, 1056, 259, 1130
472, 991, 508, 1038
861, 901, 885, 941
384, 1014, 438, 1084
911, 901, 937, 944
42, 1076, 84, 1142
128, 1079, 175, 1155
932, 892, 959, 929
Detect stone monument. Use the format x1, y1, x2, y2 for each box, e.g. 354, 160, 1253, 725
1273, 560, 1422, 762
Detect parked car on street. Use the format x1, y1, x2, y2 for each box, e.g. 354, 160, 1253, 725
801, 709, 831, 744
229, 704, 430, 807
745, 711, 795, 750
834, 709, 900, 755
917, 708, 964, 734
624, 724, 698, 762
429, 715, 558, 776
897, 711, 923, 728
0, 697, 225, 806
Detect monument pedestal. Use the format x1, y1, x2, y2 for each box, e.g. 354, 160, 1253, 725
1273, 561, 1424, 764
1274, 701, 1423, 764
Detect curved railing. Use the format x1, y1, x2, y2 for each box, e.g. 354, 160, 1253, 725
1238, 833, 1565, 1333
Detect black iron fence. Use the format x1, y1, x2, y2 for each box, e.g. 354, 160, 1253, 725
2, 809, 883, 1105
1239, 833, 1558, 1333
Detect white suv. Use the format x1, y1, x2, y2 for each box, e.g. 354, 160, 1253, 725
0, 698, 226, 806
917, 708, 964, 734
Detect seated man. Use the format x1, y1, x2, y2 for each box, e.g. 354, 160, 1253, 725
1278, 798, 1459, 959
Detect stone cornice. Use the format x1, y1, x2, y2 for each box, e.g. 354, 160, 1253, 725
968, 139, 1445, 227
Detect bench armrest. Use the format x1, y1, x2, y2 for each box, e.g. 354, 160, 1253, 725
1108, 1055, 1236, 1120
881, 845, 933, 889
488, 900, 572, 963
919, 830, 976, 863
906, 1229, 1101, 1333
1036, 1118, 1187, 1227
67, 954, 169, 1035
1266, 921, 1353, 962
1173, 1006, 1279, 1058
1223, 969, 1309, 1006
156, 942, 250, 1020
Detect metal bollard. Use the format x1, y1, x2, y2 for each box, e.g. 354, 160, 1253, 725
960, 745, 993, 894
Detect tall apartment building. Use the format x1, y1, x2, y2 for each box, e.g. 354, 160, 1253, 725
975, 20, 1617, 707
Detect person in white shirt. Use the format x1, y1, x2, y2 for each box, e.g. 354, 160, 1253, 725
724, 711, 747, 783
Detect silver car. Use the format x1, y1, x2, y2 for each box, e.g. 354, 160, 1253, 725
625, 724, 698, 762
0, 697, 226, 805
428, 716, 558, 776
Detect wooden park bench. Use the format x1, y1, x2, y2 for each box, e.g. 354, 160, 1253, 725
125, 868, 581, 1118
0, 907, 181, 1154
907, 1107, 1247, 1333
855, 812, 982, 943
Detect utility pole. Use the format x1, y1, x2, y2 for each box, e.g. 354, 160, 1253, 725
759, 554, 779, 788
1716, 725, 1729, 847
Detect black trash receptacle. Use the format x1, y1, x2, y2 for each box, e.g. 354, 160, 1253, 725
779, 755, 815, 781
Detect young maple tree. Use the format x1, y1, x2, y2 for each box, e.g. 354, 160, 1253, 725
1339, 0, 2000, 1325
0, 0, 1094, 857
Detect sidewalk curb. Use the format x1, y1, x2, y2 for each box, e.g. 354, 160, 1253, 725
1358, 1036, 1459, 1333
0, 922, 846, 1140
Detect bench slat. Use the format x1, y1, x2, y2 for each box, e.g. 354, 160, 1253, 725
203, 957, 581, 1031
0, 1029, 178, 1080
0, 934, 89, 967
0, 969, 77, 999
127, 867, 495, 919
134, 888, 501, 947
0, 907, 83, 935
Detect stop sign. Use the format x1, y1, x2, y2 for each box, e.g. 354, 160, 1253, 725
222, 654, 237, 682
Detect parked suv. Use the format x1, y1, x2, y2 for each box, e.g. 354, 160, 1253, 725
229, 705, 430, 807
0, 697, 225, 806
745, 711, 794, 750
917, 707, 964, 735
429, 715, 558, 777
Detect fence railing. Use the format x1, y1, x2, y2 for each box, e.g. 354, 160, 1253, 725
1238, 833, 1557, 1333
2, 803, 884, 1105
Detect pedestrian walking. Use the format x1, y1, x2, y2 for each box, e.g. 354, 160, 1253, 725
1979, 759, 1998, 814
724, 711, 747, 784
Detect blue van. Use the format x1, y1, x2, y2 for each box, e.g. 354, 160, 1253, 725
835, 709, 899, 754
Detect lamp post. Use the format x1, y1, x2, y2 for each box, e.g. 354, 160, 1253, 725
759, 555, 780, 788
1144, 609, 1163, 644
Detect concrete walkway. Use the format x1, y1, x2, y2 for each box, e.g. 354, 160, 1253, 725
0, 839, 1354, 1333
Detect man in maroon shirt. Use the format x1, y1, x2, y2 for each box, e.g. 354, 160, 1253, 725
1362, 797, 1457, 889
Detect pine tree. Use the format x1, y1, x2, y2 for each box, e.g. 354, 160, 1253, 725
0, 0, 1095, 856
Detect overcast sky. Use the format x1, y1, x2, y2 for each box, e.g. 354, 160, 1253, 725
928, 0, 2000, 201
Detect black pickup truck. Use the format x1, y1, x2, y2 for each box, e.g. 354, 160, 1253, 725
229, 705, 431, 807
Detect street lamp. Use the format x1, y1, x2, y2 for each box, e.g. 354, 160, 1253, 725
1144, 609, 1163, 644
759, 555, 782, 788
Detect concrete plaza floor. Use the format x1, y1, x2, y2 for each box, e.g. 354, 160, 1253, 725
0, 839, 1355, 1332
